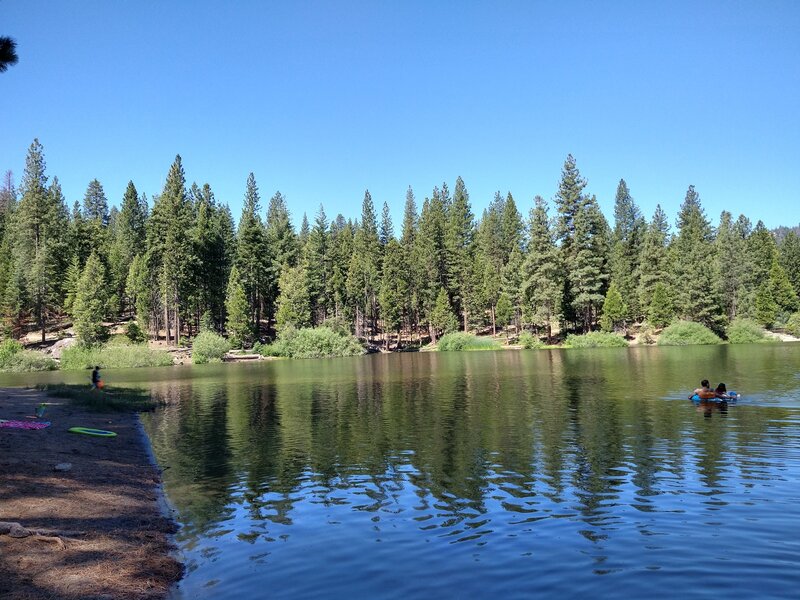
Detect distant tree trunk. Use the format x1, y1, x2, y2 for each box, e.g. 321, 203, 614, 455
491, 305, 496, 336
164, 300, 170, 345
175, 305, 181, 346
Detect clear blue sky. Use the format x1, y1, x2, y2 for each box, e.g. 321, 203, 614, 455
2, 0, 799, 230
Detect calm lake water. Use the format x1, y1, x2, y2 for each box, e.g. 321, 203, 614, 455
5, 344, 800, 598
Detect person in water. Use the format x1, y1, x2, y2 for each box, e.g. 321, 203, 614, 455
689, 379, 712, 399
715, 383, 732, 399
91, 366, 101, 389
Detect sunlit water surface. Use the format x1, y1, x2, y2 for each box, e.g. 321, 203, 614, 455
8, 344, 799, 598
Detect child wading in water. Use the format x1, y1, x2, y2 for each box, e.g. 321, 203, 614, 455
91, 366, 103, 389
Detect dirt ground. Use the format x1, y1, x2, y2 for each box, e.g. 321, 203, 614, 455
0, 388, 182, 600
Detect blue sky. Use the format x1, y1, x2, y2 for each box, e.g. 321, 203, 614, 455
2, 1, 799, 230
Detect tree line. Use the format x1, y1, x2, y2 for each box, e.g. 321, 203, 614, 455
1, 140, 798, 348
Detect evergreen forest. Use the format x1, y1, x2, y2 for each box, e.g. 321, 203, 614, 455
1, 139, 799, 350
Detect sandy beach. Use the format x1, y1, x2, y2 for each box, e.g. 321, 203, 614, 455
0, 387, 182, 599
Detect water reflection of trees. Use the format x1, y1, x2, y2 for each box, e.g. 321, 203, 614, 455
142, 348, 797, 547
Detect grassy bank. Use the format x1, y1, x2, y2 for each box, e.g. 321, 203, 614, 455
436, 332, 502, 351
60, 340, 173, 370
36, 383, 160, 412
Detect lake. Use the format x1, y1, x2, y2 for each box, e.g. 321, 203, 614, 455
6, 344, 800, 598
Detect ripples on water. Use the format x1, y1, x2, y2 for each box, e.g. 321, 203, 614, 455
134, 345, 800, 599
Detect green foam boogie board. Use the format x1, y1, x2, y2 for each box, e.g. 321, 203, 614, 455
68, 426, 117, 437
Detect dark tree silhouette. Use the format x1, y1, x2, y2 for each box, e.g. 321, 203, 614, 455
0, 37, 19, 73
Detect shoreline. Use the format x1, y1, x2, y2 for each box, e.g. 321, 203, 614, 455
0, 387, 182, 599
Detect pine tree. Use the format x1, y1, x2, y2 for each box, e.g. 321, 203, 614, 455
554, 155, 586, 253
225, 266, 250, 347
346, 191, 381, 339
400, 187, 421, 338
444, 176, 475, 329
600, 282, 627, 332
379, 239, 407, 348
637, 205, 671, 313
713, 211, 750, 320
379, 200, 394, 247
0, 170, 16, 211
778, 231, 800, 298
0, 249, 13, 337
477, 192, 506, 334
68, 200, 93, 268
647, 282, 674, 328
610, 179, 645, 320
501, 192, 524, 258
495, 291, 513, 338
235, 173, 268, 338
304, 205, 330, 324
501, 245, 524, 333
72, 252, 109, 344
769, 256, 799, 314
63, 255, 81, 317
429, 287, 457, 342
191, 183, 232, 330
670, 186, 722, 331
415, 189, 449, 338
146, 155, 195, 344
14, 139, 68, 341
298, 212, 310, 250
521, 197, 561, 342
275, 263, 311, 331
754, 281, 778, 327
109, 181, 148, 316
746, 221, 776, 288
570, 195, 610, 331
83, 178, 109, 225
327, 216, 354, 322
126, 253, 152, 333
554, 155, 588, 329
264, 190, 297, 332
401, 186, 418, 248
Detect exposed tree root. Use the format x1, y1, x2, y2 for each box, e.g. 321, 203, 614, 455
0, 521, 84, 550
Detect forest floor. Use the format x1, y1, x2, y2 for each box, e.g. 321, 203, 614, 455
0, 388, 182, 600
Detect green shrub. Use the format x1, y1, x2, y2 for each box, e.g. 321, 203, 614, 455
657, 320, 722, 346
256, 326, 364, 359
726, 318, 769, 344
192, 330, 231, 364
0, 339, 23, 364
0, 340, 56, 372
564, 331, 629, 348
0, 349, 57, 372
518, 331, 544, 349
125, 322, 148, 344
786, 311, 800, 337
437, 332, 501, 352
253, 341, 284, 357
60, 343, 173, 370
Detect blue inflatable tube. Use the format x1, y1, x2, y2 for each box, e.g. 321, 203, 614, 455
691, 391, 738, 402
